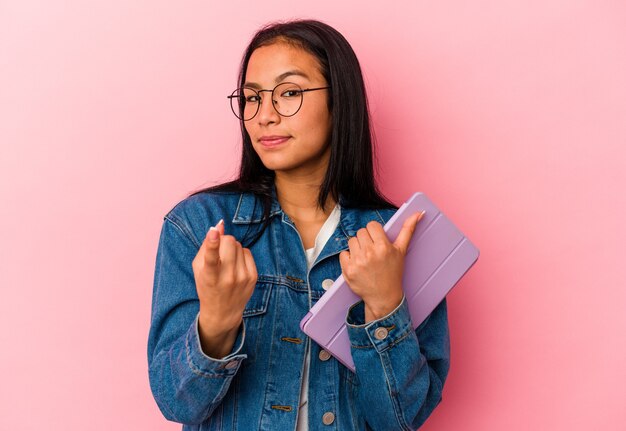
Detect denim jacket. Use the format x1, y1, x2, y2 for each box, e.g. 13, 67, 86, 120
148, 190, 451, 430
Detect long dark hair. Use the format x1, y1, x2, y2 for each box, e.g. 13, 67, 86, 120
190, 19, 395, 246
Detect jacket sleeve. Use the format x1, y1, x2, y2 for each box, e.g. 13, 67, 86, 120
346, 296, 450, 430
147, 216, 247, 425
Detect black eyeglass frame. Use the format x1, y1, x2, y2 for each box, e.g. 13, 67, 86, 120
227, 82, 330, 121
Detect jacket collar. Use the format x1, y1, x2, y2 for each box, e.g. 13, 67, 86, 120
232, 188, 386, 238
232, 189, 282, 224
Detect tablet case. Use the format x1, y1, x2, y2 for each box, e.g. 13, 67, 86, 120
299, 192, 479, 372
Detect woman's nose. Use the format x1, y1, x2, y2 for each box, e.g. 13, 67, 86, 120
256, 93, 280, 125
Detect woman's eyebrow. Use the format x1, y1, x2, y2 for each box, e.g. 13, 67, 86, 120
275, 70, 310, 82
244, 70, 311, 88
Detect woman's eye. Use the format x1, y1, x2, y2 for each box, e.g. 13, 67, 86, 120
281, 90, 301, 98
246, 95, 261, 103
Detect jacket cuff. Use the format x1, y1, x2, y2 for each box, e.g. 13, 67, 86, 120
346, 296, 414, 352
185, 313, 247, 377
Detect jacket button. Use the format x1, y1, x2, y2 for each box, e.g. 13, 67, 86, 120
321, 279, 334, 290
374, 327, 389, 340
318, 349, 331, 361
322, 411, 335, 425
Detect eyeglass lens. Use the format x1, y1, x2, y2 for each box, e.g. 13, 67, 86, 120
230, 82, 304, 121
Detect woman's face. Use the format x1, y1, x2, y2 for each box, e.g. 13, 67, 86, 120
243, 42, 332, 176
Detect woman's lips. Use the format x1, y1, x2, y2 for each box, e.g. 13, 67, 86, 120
259, 136, 290, 148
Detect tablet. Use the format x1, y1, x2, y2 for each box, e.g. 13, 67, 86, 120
300, 192, 479, 372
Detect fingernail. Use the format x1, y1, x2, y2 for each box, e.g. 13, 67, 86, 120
208, 227, 219, 241
417, 210, 426, 221
216, 219, 224, 227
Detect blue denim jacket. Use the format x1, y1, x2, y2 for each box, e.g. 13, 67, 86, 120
148, 190, 451, 430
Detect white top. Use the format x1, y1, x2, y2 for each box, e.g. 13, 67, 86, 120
296, 204, 341, 431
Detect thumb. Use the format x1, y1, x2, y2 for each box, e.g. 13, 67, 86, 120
393, 210, 425, 255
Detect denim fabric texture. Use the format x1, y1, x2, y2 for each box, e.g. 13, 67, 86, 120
148, 189, 451, 430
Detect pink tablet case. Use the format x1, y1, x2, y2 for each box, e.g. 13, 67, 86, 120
300, 192, 479, 372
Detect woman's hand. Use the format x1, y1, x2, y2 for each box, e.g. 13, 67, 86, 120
192, 220, 258, 358
339, 211, 425, 323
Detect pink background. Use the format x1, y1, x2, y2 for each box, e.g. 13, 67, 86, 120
1, 1, 625, 429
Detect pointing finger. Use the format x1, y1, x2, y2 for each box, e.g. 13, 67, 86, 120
216, 219, 225, 236
393, 210, 425, 255
203, 226, 221, 267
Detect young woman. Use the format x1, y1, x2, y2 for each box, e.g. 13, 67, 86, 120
148, 19, 450, 431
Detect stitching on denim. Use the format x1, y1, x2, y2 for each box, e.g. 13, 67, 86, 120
185, 328, 233, 379
233, 193, 282, 224
253, 275, 317, 295
285, 275, 304, 283
351, 327, 412, 350
232, 367, 239, 431
248, 209, 281, 223
381, 329, 413, 352
280, 337, 302, 344
256, 274, 303, 289
233, 193, 245, 222
374, 209, 387, 225
393, 328, 412, 344
379, 352, 412, 431
242, 283, 272, 316
327, 361, 338, 425
165, 215, 201, 249
257, 274, 280, 283
271, 405, 293, 412
294, 337, 310, 427
351, 343, 374, 350
339, 220, 351, 239
259, 285, 280, 425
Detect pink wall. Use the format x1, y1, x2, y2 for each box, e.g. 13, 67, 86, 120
1, 1, 625, 429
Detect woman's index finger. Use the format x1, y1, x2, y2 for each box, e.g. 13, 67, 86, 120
393, 211, 425, 254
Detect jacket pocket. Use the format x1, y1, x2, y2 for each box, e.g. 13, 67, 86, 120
243, 278, 272, 317
240, 278, 273, 364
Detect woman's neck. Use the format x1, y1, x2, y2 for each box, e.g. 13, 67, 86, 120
274, 171, 336, 223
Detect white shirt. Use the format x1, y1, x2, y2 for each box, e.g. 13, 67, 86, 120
296, 204, 341, 430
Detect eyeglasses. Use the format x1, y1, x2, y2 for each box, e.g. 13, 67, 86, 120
227, 82, 330, 121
